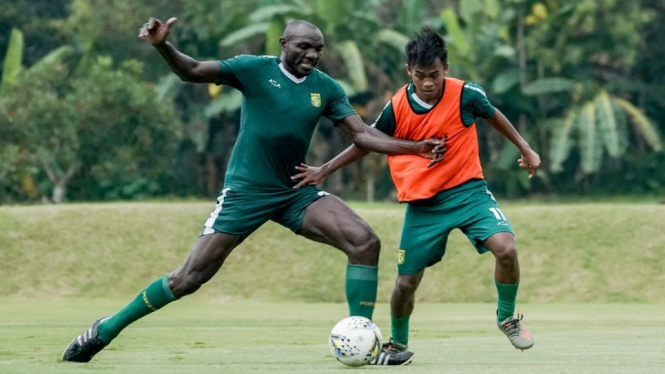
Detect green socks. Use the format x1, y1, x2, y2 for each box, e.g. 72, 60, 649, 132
496, 281, 519, 321
346, 264, 378, 320
390, 314, 410, 345
97, 275, 177, 344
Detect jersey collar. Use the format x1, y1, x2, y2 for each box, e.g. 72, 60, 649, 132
407, 80, 446, 114
279, 63, 307, 84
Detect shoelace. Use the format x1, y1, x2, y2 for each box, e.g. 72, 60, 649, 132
385, 341, 407, 353
502, 315, 523, 337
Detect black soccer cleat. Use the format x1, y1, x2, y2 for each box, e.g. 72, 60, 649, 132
369, 338, 415, 366
61, 316, 110, 362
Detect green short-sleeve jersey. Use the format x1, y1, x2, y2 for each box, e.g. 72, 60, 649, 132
372, 81, 495, 135
216, 55, 356, 189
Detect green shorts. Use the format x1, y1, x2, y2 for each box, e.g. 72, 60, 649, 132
200, 185, 329, 243
397, 179, 514, 275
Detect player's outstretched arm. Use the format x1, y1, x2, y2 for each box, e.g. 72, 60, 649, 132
291, 145, 369, 188
138, 17, 220, 83
337, 114, 445, 164
293, 114, 448, 188
485, 109, 541, 178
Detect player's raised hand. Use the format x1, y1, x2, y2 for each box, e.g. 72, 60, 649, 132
291, 163, 328, 188
138, 17, 177, 46
518, 148, 541, 179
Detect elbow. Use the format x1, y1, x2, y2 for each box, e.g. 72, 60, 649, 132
176, 72, 199, 83
352, 136, 370, 151
176, 65, 204, 83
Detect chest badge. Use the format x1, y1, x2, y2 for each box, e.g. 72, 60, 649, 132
310, 93, 321, 107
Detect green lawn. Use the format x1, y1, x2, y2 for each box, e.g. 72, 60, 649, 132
1, 201, 664, 303
2, 202, 664, 372
0, 300, 663, 374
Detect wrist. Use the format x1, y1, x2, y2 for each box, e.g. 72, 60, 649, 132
517, 143, 532, 154
411, 140, 425, 154
320, 163, 333, 177
153, 41, 169, 49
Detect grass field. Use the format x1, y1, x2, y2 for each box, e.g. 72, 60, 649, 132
1, 201, 664, 302
1, 300, 663, 374
1, 201, 664, 372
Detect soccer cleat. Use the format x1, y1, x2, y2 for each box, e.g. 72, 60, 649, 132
369, 338, 415, 366
61, 316, 111, 362
498, 313, 534, 350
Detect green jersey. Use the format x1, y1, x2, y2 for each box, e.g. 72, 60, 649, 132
372, 81, 495, 135
216, 55, 356, 189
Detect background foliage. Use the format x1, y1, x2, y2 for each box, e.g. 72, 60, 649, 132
0, 0, 663, 203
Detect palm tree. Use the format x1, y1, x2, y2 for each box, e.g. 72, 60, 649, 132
522, 78, 662, 174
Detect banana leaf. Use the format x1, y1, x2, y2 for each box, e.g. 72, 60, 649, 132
334, 40, 367, 92
1, 28, 24, 96
522, 77, 575, 96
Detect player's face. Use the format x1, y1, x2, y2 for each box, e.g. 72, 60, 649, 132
407, 58, 448, 103
280, 32, 324, 77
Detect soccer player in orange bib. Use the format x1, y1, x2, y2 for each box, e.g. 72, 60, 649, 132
292, 27, 541, 365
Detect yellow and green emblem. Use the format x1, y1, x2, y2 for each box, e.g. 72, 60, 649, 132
398, 249, 406, 265
310, 93, 321, 107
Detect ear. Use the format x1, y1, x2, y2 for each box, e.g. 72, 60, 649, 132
443, 62, 449, 75
279, 37, 287, 50
405, 63, 411, 75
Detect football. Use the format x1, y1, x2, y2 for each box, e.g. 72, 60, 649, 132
328, 316, 383, 367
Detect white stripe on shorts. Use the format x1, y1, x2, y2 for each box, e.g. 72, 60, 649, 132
203, 188, 231, 235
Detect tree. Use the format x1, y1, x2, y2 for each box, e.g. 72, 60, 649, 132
0, 27, 74, 202
1, 49, 181, 203
519, 1, 661, 180
521, 80, 662, 174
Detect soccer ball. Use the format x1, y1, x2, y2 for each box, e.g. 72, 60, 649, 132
328, 316, 383, 367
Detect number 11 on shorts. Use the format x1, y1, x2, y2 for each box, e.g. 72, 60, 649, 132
489, 207, 507, 221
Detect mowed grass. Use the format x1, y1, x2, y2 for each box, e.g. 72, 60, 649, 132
0, 300, 664, 374
1, 201, 664, 302
1, 201, 664, 373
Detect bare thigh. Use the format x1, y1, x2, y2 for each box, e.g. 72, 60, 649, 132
300, 195, 380, 265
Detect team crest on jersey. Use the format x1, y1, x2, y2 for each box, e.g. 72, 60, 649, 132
398, 250, 406, 265
310, 93, 321, 107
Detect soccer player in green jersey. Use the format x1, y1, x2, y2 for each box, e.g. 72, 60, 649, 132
292, 27, 540, 365
61, 18, 445, 363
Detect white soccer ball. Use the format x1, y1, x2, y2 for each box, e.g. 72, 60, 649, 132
328, 316, 383, 367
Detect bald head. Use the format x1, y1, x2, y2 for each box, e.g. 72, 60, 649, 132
282, 20, 322, 41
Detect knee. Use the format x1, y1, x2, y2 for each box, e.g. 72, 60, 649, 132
168, 269, 205, 298
347, 231, 381, 265
492, 242, 518, 264
364, 233, 381, 257
394, 275, 419, 295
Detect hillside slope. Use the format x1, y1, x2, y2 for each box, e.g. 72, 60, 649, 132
1, 201, 663, 302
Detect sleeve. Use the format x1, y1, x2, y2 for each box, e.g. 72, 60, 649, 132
215, 55, 268, 90
461, 82, 496, 124
322, 79, 357, 123
371, 101, 397, 137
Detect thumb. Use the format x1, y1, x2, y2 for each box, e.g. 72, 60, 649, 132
165, 17, 178, 29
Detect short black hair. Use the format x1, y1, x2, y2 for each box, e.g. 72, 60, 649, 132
405, 27, 447, 67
